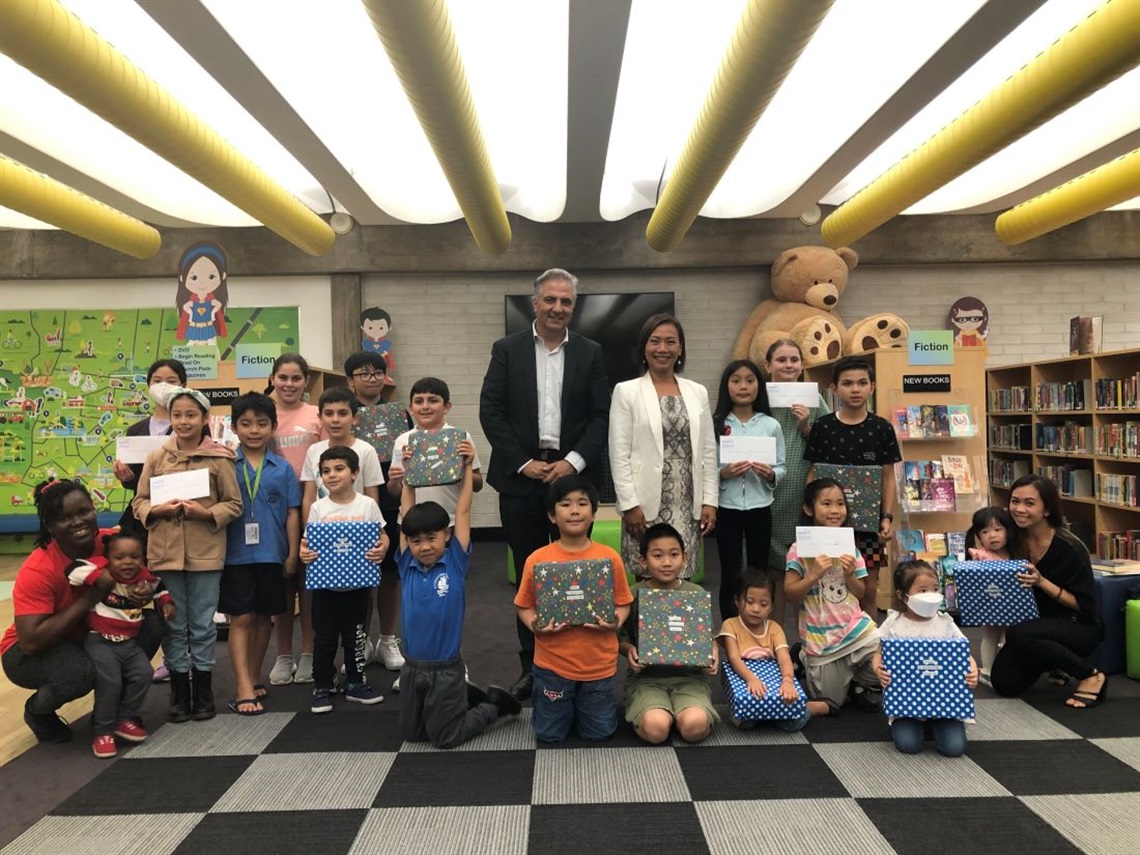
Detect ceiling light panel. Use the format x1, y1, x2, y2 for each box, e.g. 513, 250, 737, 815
0, 0, 328, 226
0, 206, 54, 230
205, 0, 567, 224
822, 0, 1109, 208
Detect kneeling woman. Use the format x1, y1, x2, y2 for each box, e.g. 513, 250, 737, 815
991, 474, 1106, 708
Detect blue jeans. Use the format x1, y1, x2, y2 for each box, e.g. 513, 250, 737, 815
531, 665, 617, 743
891, 718, 967, 757
159, 570, 222, 673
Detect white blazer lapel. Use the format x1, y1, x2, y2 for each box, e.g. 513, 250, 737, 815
638, 374, 664, 458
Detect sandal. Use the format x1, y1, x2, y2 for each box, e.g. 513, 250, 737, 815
228, 698, 266, 716
253, 683, 269, 701
1065, 671, 1107, 709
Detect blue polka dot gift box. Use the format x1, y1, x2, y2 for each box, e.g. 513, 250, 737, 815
954, 560, 1039, 627
304, 521, 382, 591
637, 588, 714, 668
881, 637, 975, 721
534, 559, 615, 627
719, 658, 807, 721
403, 427, 464, 487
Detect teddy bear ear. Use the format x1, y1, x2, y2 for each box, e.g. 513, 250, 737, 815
771, 250, 798, 279
836, 246, 859, 272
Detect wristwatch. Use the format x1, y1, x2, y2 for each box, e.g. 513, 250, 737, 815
880, 512, 894, 522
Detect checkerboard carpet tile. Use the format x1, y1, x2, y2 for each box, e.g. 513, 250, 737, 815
3, 695, 1138, 855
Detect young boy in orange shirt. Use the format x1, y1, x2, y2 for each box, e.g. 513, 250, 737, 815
514, 475, 633, 742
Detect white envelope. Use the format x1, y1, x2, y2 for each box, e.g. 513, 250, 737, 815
115, 435, 167, 465
766, 382, 818, 408
719, 435, 776, 464
795, 526, 857, 558
149, 469, 210, 505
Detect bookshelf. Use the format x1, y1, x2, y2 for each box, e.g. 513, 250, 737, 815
986, 348, 1139, 559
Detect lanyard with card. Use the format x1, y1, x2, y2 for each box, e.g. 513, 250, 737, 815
243, 455, 264, 545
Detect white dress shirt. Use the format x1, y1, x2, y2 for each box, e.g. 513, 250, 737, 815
529, 322, 585, 473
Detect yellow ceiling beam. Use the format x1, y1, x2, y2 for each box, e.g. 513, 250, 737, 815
645, 0, 835, 253
0, 0, 335, 256
821, 0, 1140, 248
0, 155, 161, 258
361, 0, 511, 255
995, 149, 1140, 245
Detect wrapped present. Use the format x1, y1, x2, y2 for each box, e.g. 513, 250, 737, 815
812, 463, 882, 533
720, 658, 807, 721
534, 559, 614, 626
637, 588, 714, 668
881, 637, 975, 720
954, 560, 1038, 627
403, 427, 464, 487
304, 521, 381, 590
355, 402, 409, 463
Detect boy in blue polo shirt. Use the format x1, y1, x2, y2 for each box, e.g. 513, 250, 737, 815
222, 393, 302, 715
396, 447, 520, 748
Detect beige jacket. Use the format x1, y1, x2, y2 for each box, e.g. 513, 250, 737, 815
132, 437, 242, 571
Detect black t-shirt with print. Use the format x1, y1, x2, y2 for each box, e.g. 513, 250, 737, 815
802, 412, 902, 467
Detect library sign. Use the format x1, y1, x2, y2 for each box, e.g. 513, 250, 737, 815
903, 374, 952, 393
908, 330, 955, 365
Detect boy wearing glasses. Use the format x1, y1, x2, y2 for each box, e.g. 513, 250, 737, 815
346, 352, 409, 678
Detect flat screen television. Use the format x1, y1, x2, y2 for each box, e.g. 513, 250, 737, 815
504, 292, 676, 388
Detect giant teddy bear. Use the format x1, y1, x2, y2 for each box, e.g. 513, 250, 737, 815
732, 245, 909, 367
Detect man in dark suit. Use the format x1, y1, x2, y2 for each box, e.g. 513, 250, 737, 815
479, 268, 609, 699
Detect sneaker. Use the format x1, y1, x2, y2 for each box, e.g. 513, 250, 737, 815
112, 720, 149, 743
23, 699, 72, 744
391, 674, 401, 693
293, 652, 314, 684
978, 670, 993, 688
376, 636, 405, 670
311, 688, 333, 714
152, 662, 171, 683
345, 683, 384, 705
92, 734, 117, 758
269, 655, 296, 686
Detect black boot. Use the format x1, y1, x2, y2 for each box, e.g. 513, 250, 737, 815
169, 671, 192, 723
487, 685, 523, 718
191, 668, 216, 721
510, 651, 533, 701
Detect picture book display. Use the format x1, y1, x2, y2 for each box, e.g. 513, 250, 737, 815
720, 659, 807, 722
636, 588, 714, 668
894, 405, 975, 440
953, 560, 1039, 627
880, 637, 975, 721
811, 463, 882, 533
533, 559, 615, 626
303, 521, 382, 590
356, 402, 410, 463
402, 427, 464, 487
900, 460, 957, 512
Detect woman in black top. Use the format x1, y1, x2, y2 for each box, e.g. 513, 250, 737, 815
991, 474, 1106, 707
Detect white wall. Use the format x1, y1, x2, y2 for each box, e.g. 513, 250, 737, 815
1, 276, 335, 369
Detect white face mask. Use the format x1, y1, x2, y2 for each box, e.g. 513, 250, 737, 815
907, 591, 943, 618
149, 381, 179, 409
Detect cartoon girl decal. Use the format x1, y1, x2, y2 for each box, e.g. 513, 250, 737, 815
176, 242, 229, 347
947, 296, 989, 347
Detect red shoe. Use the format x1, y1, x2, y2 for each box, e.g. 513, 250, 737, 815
92, 734, 117, 758
113, 720, 149, 743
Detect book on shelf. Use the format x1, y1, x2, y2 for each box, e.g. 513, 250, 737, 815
1095, 473, 1138, 507
895, 405, 963, 439
989, 456, 1030, 487
924, 532, 948, 556
896, 529, 925, 556
1035, 422, 1091, 455
1094, 421, 1139, 458
989, 423, 1032, 450
947, 531, 967, 559
1034, 380, 1091, 412
940, 455, 976, 494
901, 460, 957, 511
1037, 465, 1093, 498
1090, 558, 1140, 576
1095, 374, 1139, 410
1097, 530, 1140, 561
947, 405, 973, 437
893, 408, 910, 438
989, 386, 1031, 412
1069, 315, 1102, 355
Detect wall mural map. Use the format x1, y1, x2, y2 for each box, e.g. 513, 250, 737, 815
0, 305, 300, 526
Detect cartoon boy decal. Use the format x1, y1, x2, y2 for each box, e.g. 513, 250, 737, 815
360, 307, 395, 380
176, 242, 229, 347
947, 296, 988, 347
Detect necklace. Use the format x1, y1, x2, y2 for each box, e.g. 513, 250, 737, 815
1028, 529, 1054, 564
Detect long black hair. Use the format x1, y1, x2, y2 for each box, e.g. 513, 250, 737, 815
713, 359, 771, 436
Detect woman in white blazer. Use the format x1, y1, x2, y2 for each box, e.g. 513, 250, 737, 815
608, 314, 718, 578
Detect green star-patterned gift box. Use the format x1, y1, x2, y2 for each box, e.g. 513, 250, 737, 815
636, 588, 713, 668
534, 559, 615, 626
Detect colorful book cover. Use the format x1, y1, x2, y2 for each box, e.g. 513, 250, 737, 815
534, 559, 615, 626
907, 405, 926, 437
896, 529, 925, 557
881, 638, 975, 721
946, 531, 967, 559
720, 659, 807, 722
402, 427, 464, 487
303, 521, 382, 591
812, 464, 882, 533
920, 405, 938, 438
927, 478, 957, 511
940, 455, 976, 494
924, 532, 948, 556
932, 405, 950, 437
636, 588, 714, 668
892, 407, 910, 439
355, 402, 410, 463
947, 404, 972, 437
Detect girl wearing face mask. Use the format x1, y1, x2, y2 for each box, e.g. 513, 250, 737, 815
873, 560, 979, 757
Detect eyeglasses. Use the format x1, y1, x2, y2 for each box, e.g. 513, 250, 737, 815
351, 371, 385, 381
955, 315, 984, 323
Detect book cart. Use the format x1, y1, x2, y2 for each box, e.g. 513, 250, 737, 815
805, 347, 988, 608
985, 347, 1139, 561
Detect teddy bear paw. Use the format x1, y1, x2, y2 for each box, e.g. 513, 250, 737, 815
790, 316, 844, 365
844, 314, 910, 354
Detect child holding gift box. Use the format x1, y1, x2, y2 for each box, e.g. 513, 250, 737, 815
873, 559, 979, 756
964, 506, 1020, 684
619, 523, 719, 744
785, 478, 881, 715
718, 569, 821, 730
515, 475, 634, 742
396, 446, 521, 748
299, 446, 390, 713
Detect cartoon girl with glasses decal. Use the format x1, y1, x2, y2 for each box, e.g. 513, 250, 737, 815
947, 297, 989, 348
